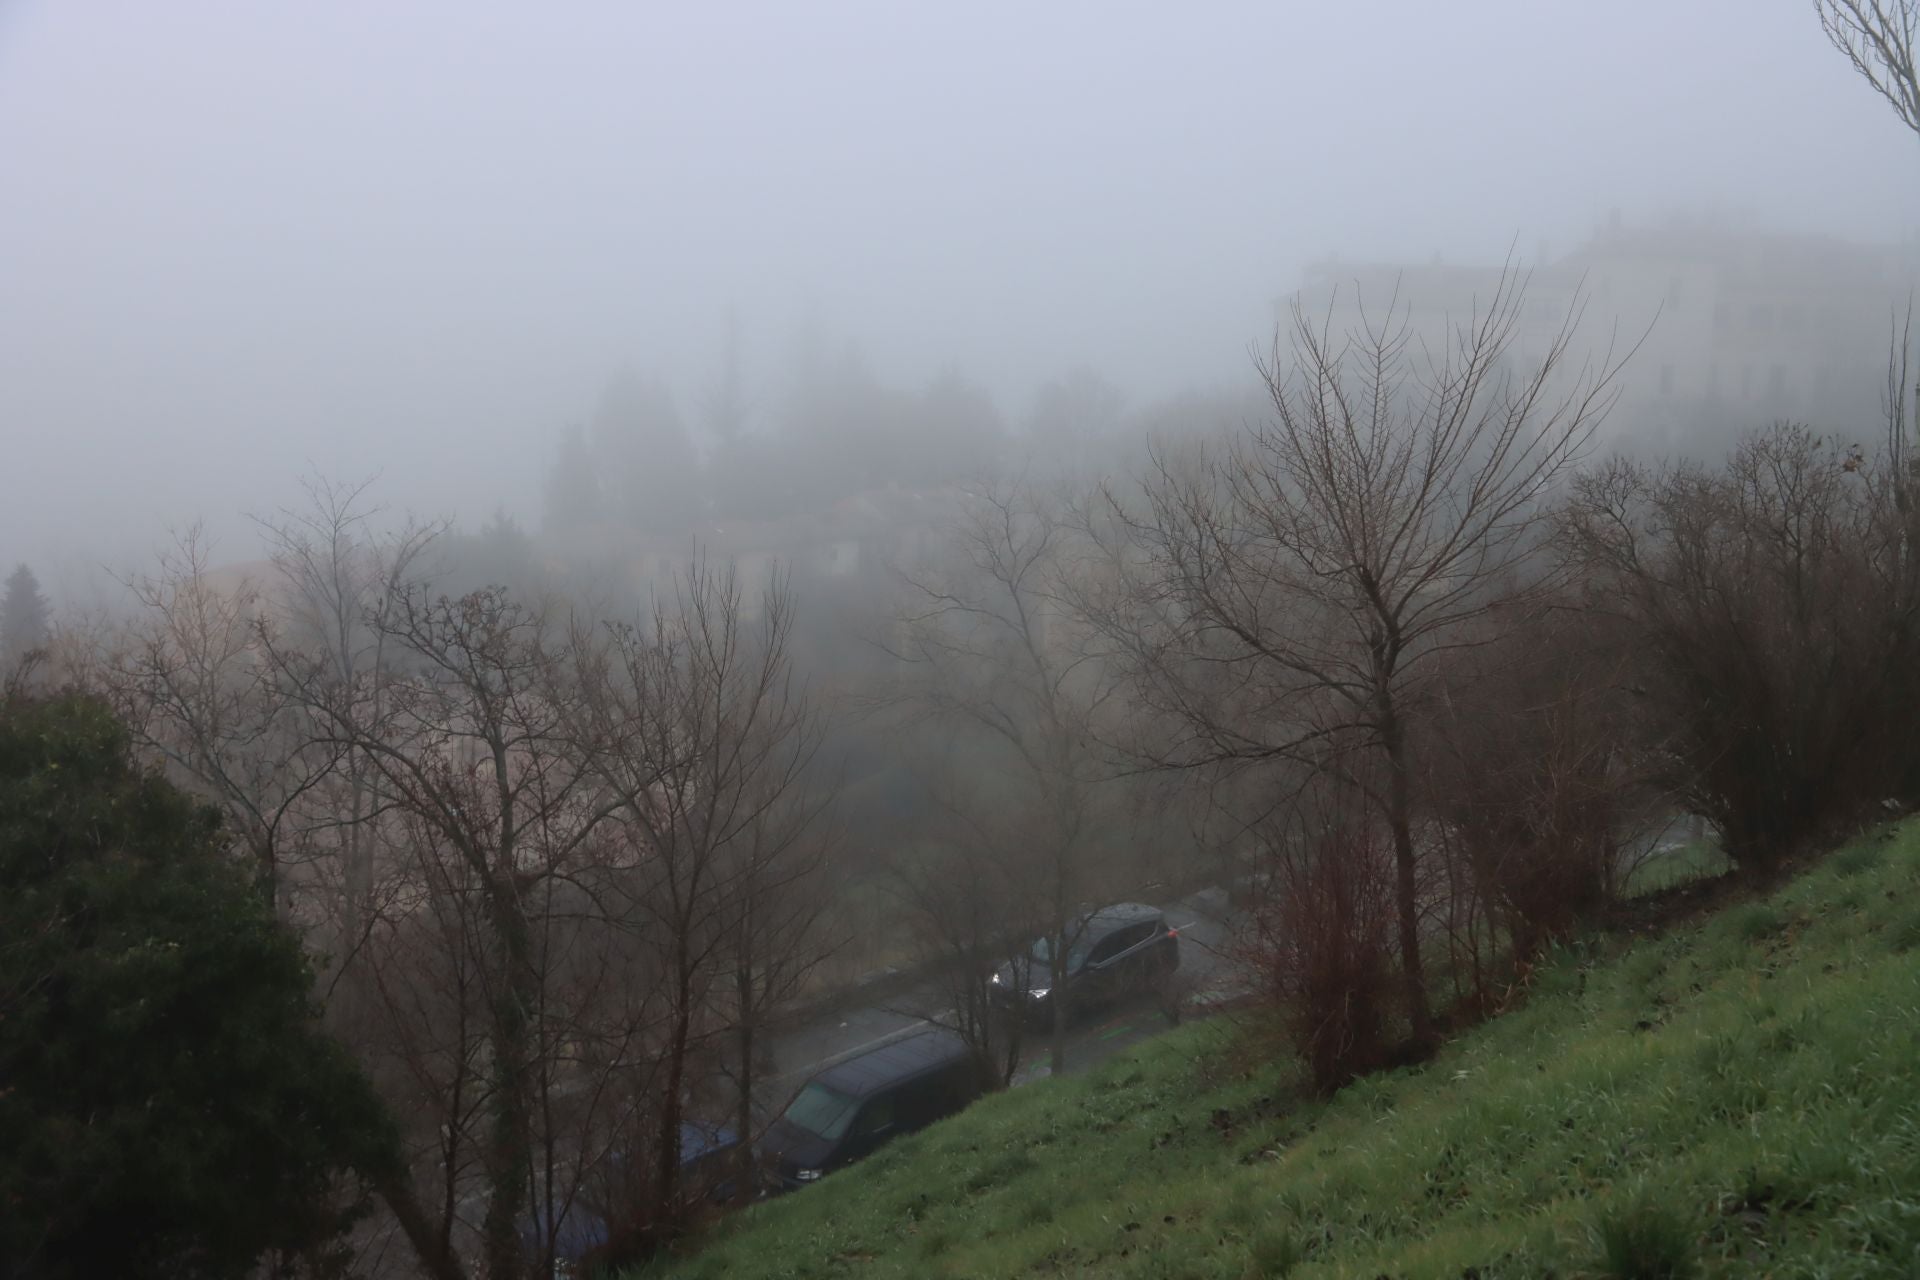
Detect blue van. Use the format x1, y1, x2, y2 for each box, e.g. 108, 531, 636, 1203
756, 1027, 981, 1192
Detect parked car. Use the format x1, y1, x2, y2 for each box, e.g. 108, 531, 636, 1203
757, 1027, 981, 1193
989, 901, 1179, 1026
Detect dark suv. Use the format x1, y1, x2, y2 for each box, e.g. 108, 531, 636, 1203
989, 902, 1179, 1025
757, 1027, 981, 1193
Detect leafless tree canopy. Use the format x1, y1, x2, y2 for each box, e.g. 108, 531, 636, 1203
98, 479, 837, 1279
576, 562, 832, 1219
1818, 0, 1920, 136
883, 479, 1132, 1078
1420, 601, 1659, 967
1087, 267, 1629, 1042
1562, 423, 1920, 870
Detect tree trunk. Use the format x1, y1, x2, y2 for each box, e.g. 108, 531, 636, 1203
732, 956, 757, 1207
343, 754, 372, 945
258, 839, 279, 917
1047, 918, 1068, 1079
1380, 708, 1433, 1047
374, 1169, 470, 1280
654, 954, 694, 1236
483, 885, 536, 1280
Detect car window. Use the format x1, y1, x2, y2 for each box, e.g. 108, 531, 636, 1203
782, 1082, 861, 1141
1028, 935, 1090, 973
1096, 920, 1162, 961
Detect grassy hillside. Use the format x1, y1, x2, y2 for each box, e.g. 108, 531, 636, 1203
645, 823, 1920, 1279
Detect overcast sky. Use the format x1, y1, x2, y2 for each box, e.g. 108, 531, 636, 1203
3, 1, 1917, 591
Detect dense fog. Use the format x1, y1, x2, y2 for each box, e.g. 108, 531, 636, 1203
4, 1, 1918, 594
13, 6, 1920, 1276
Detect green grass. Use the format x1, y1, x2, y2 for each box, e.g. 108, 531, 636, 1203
1623, 838, 1733, 898
641, 821, 1920, 1279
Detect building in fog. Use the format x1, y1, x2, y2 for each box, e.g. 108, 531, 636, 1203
1285, 216, 1920, 455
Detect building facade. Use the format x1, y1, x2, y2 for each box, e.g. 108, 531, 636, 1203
1286, 217, 1920, 454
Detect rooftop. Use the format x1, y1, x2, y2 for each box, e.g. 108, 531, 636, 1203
815, 1027, 971, 1099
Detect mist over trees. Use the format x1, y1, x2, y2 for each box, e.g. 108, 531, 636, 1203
2, 564, 51, 668
8, 215, 1918, 1273
5, 2, 1920, 1276
17, 211, 1920, 1262
1079, 267, 1629, 1045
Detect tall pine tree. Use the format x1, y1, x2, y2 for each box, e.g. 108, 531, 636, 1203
0, 563, 50, 664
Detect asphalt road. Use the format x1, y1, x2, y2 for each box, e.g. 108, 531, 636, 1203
757, 884, 1249, 1114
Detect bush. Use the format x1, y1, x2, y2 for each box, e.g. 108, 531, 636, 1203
1564, 426, 1920, 871
1423, 604, 1653, 967
1246, 801, 1396, 1094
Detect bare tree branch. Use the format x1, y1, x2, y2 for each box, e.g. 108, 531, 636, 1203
1818, 0, 1920, 137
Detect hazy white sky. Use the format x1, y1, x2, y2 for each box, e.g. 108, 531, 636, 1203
3, 1, 1917, 589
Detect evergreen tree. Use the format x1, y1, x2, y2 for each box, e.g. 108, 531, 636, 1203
0, 693, 397, 1278
591, 373, 703, 534
542, 423, 603, 533
0, 563, 50, 663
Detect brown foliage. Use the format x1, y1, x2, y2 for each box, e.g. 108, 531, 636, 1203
1423, 605, 1656, 966
1563, 423, 1920, 870
1242, 791, 1397, 1094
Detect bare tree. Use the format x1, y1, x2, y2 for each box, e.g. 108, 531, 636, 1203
255, 475, 443, 970
1421, 601, 1659, 973
1239, 773, 1397, 1094
575, 561, 833, 1224
1817, 0, 1920, 138
1562, 424, 1917, 870
1816, 4, 1920, 753
1087, 267, 1626, 1045
271, 584, 628, 1279
102, 492, 840, 1274
886, 785, 1029, 1089
709, 745, 834, 1208
884, 479, 1124, 1077
108, 527, 341, 910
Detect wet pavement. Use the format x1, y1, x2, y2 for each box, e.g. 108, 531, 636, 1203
758, 884, 1251, 1109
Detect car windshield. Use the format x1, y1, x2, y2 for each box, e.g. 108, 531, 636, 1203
1026, 935, 1090, 973
781, 1082, 861, 1141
